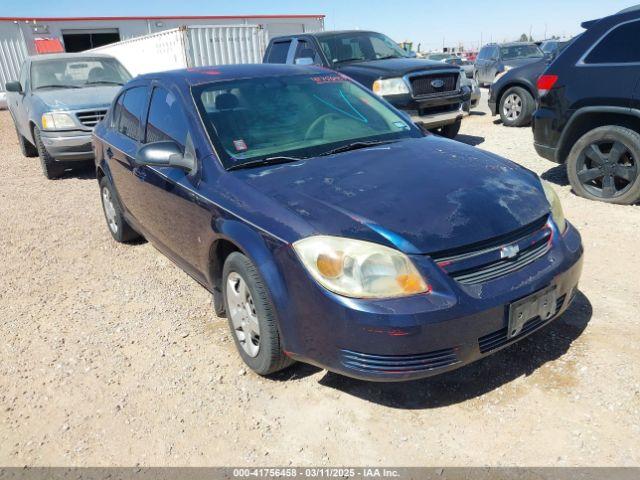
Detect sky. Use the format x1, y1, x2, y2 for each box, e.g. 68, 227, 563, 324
2, 0, 637, 51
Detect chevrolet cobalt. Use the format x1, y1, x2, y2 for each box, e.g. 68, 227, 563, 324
92, 65, 583, 381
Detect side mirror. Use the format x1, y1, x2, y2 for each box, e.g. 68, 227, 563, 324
5, 81, 23, 93
294, 57, 315, 66
135, 141, 195, 172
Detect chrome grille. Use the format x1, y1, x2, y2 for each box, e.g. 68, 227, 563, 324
76, 109, 108, 128
433, 217, 552, 286
409, 73, 458, 97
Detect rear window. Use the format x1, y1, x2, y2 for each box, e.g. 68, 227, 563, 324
500, 44, 543, 60
265, 41, 291, 63
584, 20, 640, 64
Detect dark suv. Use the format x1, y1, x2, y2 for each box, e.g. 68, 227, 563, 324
474, 42, 545, 87
533, 6, 640, 204
263, 31, 472, 138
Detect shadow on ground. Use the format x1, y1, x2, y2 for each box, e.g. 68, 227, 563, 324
469, 111, 486, 116
57, 163, 96, 181
456, 134, 485, 146
542, 163, 569, 187
316, 291, 592, 410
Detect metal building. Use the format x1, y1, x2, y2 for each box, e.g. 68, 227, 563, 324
0, 14, 325, 105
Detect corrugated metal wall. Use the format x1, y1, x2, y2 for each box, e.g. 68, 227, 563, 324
186, 25, 267, 67
0, 22, 28, 90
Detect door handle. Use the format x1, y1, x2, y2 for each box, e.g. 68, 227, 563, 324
106, 147, 114, 159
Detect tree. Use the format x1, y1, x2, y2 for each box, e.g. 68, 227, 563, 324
519, 33, 528, 42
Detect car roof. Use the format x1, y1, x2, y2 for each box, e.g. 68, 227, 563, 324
582, 3, 640, 28
134, 64, 331, 86
272, 30, 378, 41
29, 52, 115, 62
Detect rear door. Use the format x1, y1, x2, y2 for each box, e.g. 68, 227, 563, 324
103, 85, 149, 225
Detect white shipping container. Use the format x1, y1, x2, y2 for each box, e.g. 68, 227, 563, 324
89, 25, 267, 76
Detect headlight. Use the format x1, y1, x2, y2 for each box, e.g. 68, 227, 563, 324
372, 78, 410, 96
493, 65, 513, 83
293, 236, 430, 299
41, 112, 76, 130
542, 181, 567, 233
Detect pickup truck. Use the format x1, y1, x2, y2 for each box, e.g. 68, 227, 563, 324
263, 30, 471, 138
6, 52, 131, 179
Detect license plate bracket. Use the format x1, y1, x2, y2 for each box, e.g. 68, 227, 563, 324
508, 286, 557, 339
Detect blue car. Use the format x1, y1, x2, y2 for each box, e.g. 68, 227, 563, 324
92, 64, 584, 382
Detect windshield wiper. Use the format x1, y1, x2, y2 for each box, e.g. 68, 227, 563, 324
226, 156, 303, 171
319, 140, 397, 157
85, 80, 124, 86
333, 57, 365, 65
35, 84, 80, 90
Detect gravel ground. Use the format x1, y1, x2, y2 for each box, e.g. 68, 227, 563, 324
1, 90, 639, 467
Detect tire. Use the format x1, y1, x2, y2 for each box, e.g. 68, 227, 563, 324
33, 126, 65, 179
566, 125, 640, 205
15, 124, 38, 157
499, 86, 534, 127
222, 252, 294, 376
433, 119, 462, 139
98, 176, 141, 242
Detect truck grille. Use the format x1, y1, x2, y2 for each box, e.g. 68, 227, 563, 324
433, 216, 552, 286
76, 109, 108, 128
409, 73, 459, 97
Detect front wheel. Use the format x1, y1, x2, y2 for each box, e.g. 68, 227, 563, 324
33, 126, 64, 179
566, 125, 640, 205
432, 119, 461, 139
499, 86, 534, 127
222, 252, 294, 376
15, 124, 38, 157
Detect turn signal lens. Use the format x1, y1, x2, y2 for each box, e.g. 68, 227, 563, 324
396, 274, 427, 294
316, 252, 344, 279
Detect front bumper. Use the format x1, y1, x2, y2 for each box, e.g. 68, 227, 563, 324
274, 222, 583, 382
39, 130, 94, 161
387, 89, 470, 129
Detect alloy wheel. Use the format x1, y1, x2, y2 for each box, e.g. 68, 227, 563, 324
502, 93, 523, 121
576, 140, 637, 199
102, 186, 119, 234
226, 272, 260, 358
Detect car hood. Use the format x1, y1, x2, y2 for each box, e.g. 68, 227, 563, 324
33, 85, 121, 111
235, 137, 550, 255
337, 58, 458, 78
503, 57, 545, 69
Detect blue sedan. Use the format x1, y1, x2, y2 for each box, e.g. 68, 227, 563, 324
92, 64, 583, 381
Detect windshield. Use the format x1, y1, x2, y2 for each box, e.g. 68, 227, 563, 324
500, 44, 544, 60
192, 73, 422, 169
318, 32, 409, 66
31, 57, 131, 90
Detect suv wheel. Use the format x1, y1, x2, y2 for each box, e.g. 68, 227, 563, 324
222, 252, 294, 376
499, 87, 534, 127
33, 126, 65, 179
99, 176, 142, 242
567, 126, 640, 205
14, 124, 38, 157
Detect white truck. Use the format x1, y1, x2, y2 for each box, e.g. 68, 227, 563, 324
89, 25, 268, 76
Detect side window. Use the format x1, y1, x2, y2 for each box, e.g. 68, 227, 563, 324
293, 40, 320, 65
117, 86, 147, 141
145, 87, 190, 148
585, 21, 640, 64
19, 62, 28, 89
265, 41, 291, 64
111, 92, 124, 128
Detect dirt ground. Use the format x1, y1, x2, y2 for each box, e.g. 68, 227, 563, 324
1, 90, 639, 467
